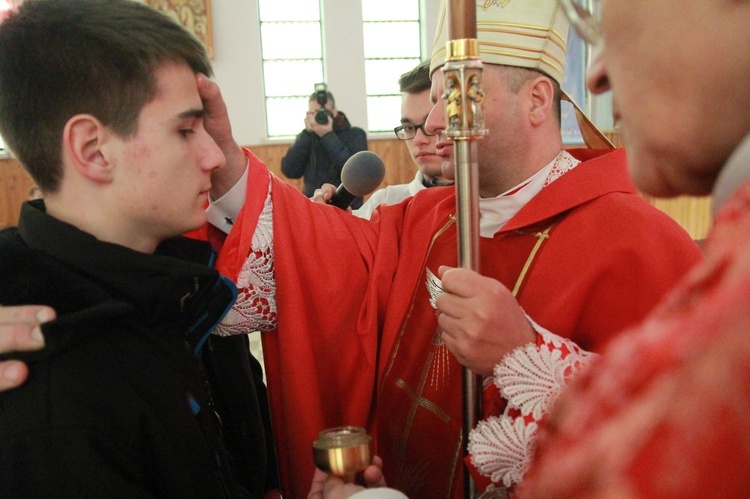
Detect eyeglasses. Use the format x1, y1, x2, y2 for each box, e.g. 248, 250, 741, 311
394, 122, 435, 141
558, 0, 602, 46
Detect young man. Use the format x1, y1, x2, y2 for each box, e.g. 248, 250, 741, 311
353, 60, 452, 219
516, 0, 750, 496
208, 1, 702, 496
281, 87, 368, 208
0, 1, 277, 496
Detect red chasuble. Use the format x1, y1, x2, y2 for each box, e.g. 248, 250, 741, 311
216, 148, 702, 499
518, 179, 750, 499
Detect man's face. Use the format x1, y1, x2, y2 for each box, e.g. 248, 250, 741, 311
425, 65, 529, 197
589, 0, 749, 196
400, 89, 451, 185
106, 62, 224, 252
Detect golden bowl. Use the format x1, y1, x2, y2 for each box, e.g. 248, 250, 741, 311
312, 426, 372, 482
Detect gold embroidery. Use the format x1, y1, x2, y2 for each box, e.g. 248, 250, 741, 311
511, 225, 553, 297
480, 0, 513, 10
396, 460, 428, 498
396, 378, 451, 425
430, 329, 452, 390
478, 45, 565, 76
478, 21, 567, 47
381, 214, 456, 385
447, 429, 464, 497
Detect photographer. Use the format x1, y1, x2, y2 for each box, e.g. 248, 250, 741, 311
281, 85, 367, 208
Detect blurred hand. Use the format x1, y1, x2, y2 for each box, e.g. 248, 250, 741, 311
435, 266, 535, 376
311, 184, 337, 204
196, 73, 246, 198
0, 305, 54, 392
304, 112, 316, 133
306, 110, 334, 138
308, 455, 387, 499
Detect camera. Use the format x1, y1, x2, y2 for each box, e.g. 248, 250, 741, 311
314, 82, 333, 125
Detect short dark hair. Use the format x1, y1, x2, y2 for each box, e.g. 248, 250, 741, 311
495, 65, 562, 124
308, 91, 336, 108
0, 0, 213, 192
398, 60, 431, 94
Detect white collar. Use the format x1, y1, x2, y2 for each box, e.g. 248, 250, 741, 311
478, 151, 579, 237
712, 133, 750, 216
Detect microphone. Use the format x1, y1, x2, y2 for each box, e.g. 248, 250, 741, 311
328, 151, 386, 210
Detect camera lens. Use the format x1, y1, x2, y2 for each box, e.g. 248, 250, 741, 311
315, 108, 330, 125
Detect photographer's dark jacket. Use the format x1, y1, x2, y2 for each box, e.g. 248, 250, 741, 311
0, 201, 278, 498
280, 110, 368, 208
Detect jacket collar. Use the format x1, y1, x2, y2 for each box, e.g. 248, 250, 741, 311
16, 201, 235, 353
333, 110, 352, 132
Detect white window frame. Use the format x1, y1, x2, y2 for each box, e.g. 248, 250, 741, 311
255, 0, 429, 140
361, 0, 424, 133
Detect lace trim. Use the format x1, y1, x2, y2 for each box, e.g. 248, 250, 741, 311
495, 329, 591, 420
544, 150, 579, 187
469, 323, 594, 489
214, 182, 278, 336
469, 416, 538, 488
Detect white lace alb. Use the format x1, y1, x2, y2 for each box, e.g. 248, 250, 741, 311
214, 182, 278, 336
469, 325, 594, 490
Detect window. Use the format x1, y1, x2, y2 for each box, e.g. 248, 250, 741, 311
256, 0, 425, 138
560, 27, 587, 145
258, 0, 324, 137
361, 0, 422, 132
0, 133, 6, 158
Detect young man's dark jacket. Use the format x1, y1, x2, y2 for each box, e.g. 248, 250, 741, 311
280, 110, 368, 208
0, 201, 278, 498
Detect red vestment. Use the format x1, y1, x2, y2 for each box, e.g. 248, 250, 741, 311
518, 181, 750, 498
216, 148, 702, 498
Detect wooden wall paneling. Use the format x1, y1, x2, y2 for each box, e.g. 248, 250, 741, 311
0, 158, 35, 228
0, 136, 713, 239
248, 138, 417, 200
368, 138, 418, 191
639, 193, 713, 241
248, 142, 302, 191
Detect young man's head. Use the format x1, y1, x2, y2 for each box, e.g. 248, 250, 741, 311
577, 0, 750, 198
0, 0, 224, 252
396, 61, 452, 187
425, 0, 568, 197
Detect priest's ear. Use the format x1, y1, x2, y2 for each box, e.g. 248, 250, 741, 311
526, 75, 556, 127
61, 114, 114, 184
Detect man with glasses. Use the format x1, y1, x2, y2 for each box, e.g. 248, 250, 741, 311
514, 0, 750, 496
353, 60, 453, 220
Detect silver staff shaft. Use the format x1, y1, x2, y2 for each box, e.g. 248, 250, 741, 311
443, 1, 488, 495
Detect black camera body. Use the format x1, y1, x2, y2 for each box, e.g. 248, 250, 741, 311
314, 82, 332, 125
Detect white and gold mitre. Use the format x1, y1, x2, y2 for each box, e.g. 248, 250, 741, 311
430, 0, 570, 85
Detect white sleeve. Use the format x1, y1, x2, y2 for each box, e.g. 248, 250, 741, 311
353, 188, 386, 220
213, 179, 277, 336
206, 160, 249, 234
468, 316, 596, 489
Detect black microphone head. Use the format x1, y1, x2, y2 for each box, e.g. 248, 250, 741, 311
341, 151, 385, 197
